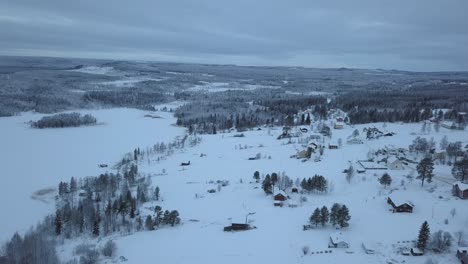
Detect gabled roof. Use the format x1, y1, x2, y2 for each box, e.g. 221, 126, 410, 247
387, 157, 401, 164
453, 181, 468, 192
274, 188, 287, 197
388, 196, 414, 207
330, 232, 347, 244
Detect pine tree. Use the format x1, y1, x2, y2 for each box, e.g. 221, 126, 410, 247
310, 208, 321, 227
379, 173, 392, 188
271, 173, 279, 186
92, 220, 100, 237
417, 221, 430, 250
253, 171, 260, 183
417, 158, 434, 187
154, 186, 160, 201
320, 206, 330, 226
262, 175, 273, 195
337, 205, 351, 228
54, 210, 62, 236
70, 177, 77, 192
330, 203, 341, 226
452, 158, 468, 182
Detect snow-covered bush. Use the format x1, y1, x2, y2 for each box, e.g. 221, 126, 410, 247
302, 246, 310, 255
101, 240, 117, 257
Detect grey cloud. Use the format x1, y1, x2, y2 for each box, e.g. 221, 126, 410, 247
1, 0, 467, 71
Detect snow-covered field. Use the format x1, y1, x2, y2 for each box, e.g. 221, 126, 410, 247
2, 107, 467, 263
0, 106, 184, 243
105, 123, 467, 264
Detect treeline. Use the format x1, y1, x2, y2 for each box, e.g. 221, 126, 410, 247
30, 112, 97, 129
175, 92, 330, 134
83, 89, 168, 108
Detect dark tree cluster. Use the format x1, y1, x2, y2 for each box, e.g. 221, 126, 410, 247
300, 175, 328, 193
309, 203, 350, 228
30, 112, 97, 129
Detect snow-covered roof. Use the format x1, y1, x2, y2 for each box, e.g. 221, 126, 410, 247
453, 181, 468, 191
330, 232, 347, 244
387, 157, 401, 164
458, 247, 468, 253
274, 189, 286, 197
411, 247, 423, 254
388, 196, 414, 207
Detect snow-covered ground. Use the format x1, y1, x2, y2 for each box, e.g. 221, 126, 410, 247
2, 107, 467, 263
99, 76, 165, 87
68, 66, 117, 75
0, 106, 184, 243
103, 122, 468, 263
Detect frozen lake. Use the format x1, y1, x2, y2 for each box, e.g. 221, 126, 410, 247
0, 106, 184, 242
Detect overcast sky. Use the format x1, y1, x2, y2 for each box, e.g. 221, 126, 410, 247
1, 0, 467, 71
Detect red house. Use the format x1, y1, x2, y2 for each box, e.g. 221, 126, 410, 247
453, 182, 468, 199
274, 191, 287, 201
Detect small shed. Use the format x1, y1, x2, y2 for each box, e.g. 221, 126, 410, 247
223, 223, 251, 232
453, 182, 468, 199
387, 197, 414, 213
410, 247, 423, 256
328, 233, 349, 248
328, 143, 339, 149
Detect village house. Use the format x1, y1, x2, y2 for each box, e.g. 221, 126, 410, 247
334, 122, 344, 129
328, 232, 349, 248
453, 182, 468, 199
274, 190, 288, 201
387, 157, 405, 170
328, 143, 339, 149
347, 138, 363, 144
387, 197, 414, 213
358, 160, 388, 170
457, 247, 468, 264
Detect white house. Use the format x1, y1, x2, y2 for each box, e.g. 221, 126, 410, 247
329, 232, 349, 248
387, 157, 404, 170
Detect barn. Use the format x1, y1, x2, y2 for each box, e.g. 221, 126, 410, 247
387, 197, 414, 213
453, 182, 468, 199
